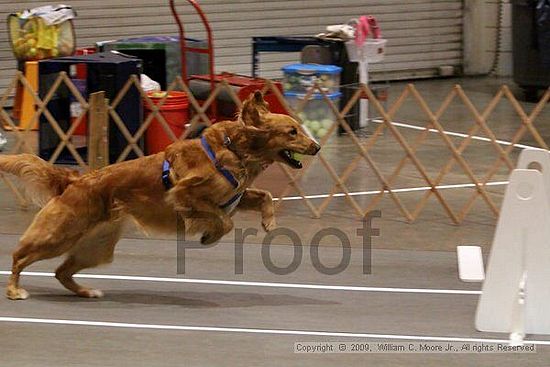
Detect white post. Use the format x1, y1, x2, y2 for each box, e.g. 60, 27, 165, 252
345, 39, 386, 130
359, 60, 368, 128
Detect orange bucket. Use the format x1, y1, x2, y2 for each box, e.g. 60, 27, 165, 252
144, 91, 189, 154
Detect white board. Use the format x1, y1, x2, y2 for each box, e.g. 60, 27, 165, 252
476, 168, 550, 336
457, 245, 485, 282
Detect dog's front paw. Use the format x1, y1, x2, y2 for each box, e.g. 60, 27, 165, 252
262, 217, 276, 232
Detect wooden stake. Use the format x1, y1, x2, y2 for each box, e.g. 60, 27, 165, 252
88, 91, 109, 170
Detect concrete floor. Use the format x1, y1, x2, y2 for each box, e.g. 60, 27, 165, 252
0, 76, 549, 366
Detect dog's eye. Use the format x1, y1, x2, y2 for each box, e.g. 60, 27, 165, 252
289, 128, 298, 136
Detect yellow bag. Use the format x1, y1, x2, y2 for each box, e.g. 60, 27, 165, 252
8, 5, 76, 61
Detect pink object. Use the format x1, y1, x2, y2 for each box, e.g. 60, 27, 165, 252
367, 16, 381, 39
354, 16, 370, 46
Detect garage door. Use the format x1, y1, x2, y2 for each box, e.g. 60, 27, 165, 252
0, 0, 463, 95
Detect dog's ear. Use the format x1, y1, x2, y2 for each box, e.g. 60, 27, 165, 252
164, 141, 178, 162
245, 126, 270, 150
240, 91, 269, 127
253, 91, 265, 104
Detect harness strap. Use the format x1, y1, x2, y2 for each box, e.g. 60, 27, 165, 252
162, 136, 243, 211
162, 159, 172, 190
200, 135, 239, 189
220, 192, 244, 209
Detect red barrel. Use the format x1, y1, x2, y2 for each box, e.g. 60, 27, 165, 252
144, 91, 189, 154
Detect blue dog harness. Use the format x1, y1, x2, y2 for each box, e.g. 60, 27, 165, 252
162, 135, 244, 212
161, 160, 172, 191
200, 135, 239, 188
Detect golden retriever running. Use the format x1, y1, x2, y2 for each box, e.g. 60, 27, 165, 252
0, 92, 320, 300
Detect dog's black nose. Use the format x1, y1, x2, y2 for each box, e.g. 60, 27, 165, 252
313, 142, 321, 154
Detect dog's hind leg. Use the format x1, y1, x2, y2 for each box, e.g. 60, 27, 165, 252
7, 199, 91, 300
6, 241, 69, 300
55, 221, 123, 298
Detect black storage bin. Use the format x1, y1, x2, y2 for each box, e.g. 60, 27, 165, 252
98, 36, 208, 90
512, 0, 550, 100
38, 52, 142, 164
320, 41, 360, 132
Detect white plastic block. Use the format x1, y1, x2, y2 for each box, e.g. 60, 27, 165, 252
457, 246, 485, 282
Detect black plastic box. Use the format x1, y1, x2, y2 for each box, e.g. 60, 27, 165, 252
512, 0, 550, 100
38, 52, 143, 164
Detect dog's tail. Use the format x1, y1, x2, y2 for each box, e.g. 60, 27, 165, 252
0, 154, 79, 207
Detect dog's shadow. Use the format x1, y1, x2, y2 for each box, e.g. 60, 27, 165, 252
31, 288, 338, 309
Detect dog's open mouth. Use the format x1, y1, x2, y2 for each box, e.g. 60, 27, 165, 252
280, 150, 302, 169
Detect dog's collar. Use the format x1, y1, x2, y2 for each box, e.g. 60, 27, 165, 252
200, 135, 239, 189
162, 159, 173, 190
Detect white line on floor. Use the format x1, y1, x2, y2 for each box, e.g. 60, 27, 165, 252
273, 181, 509, 201
371, 119, 542, 151
273, 116, 540, 203
0, 316, 548, 345
0, 271, 481, 295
